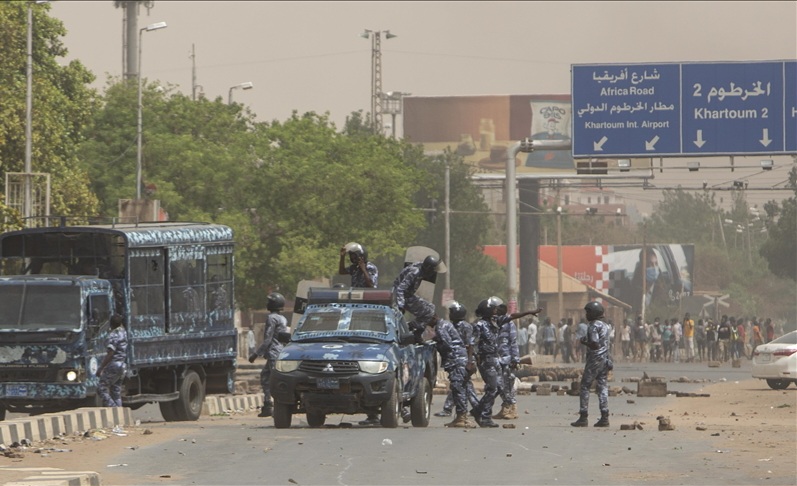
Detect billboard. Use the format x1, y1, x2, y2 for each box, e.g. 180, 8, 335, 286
538, 244, 695, 316
403, 94, 587, 177
483, 243, 695, 316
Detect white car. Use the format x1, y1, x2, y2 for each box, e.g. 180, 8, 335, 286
752, 330, 797, 389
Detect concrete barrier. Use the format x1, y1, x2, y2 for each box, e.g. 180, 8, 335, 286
0, 407, 133, 446
202, 394, 263, 415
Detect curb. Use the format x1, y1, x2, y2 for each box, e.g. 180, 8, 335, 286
3, 469, 101, 486
0, 407, 133, 446
202, 394, 263, 415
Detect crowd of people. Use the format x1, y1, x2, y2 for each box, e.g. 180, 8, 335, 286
515, 312, 785, 365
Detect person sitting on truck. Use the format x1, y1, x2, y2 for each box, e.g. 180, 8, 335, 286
339, 242, 378, 288
249, 292, 289, 418
97, 314, 127, 407
392, 255, 446, 325
420, 304, 477, 428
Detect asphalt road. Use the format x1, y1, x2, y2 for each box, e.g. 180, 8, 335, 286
84, 360, 775, 486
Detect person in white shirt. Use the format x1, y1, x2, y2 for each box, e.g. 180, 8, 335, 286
528, 318, 538, 356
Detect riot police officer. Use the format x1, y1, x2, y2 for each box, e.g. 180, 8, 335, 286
571, 301, 612, 427
249, 292, 288, 418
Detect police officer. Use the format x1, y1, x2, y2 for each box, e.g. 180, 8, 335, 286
493, 302, 542, 420
470, 297, 504, 428
97, 314, 127, 407
436, 301, 480, 417
571, 301, 612, 427
392, 255, 446, 325
421, 304, 477, 428
249, 292, 288, 418
339, 242, 378, 288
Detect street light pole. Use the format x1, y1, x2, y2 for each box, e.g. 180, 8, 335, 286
228, 81, 254, 105
136, 21, 167, 200
556, 206, 563, 320
24, 2, 34, 225
361, 29, 395, 134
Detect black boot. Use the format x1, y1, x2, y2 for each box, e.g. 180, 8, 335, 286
469, 407, 482, 426
594, 411, 610, 427
571, 412, 589, 427
478, 418, 499, 428
258, 403, 273, 418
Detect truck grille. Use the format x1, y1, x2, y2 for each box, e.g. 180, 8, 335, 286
0, 368, 55, 382
298, 360, 359, 375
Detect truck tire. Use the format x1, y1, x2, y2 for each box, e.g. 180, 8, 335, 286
159, 400, 180, 422
380, 379, 400, 428
306, 411, 326, 428
273, 402, 293, 429
173, 370, 205, 421
410, 377, 432, 427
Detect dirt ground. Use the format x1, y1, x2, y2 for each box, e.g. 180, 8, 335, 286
1, 379, 795, 485
643, 378, 797, 482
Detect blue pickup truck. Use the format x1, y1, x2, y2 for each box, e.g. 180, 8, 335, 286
269, 288, 437, 428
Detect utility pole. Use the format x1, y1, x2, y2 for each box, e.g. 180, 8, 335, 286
191, 43, 197, 100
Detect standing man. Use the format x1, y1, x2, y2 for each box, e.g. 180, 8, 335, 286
392, 255, 446, 323
493, 303, 542, 420
436, 301, 480, 418
97, 314, 127, 407
527, 316, 538, 357
339, 242, 378, 288
571, 302, 612, 428
470, 297, 504, 428
249, 292, 288, 418
422, 305, 477, 428
716, 315, 732, 362
682, 313, 695, 362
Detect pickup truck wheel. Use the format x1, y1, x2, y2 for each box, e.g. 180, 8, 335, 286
306, 411, 326, 428
380, 379, 400, 428
173, 370, 205, 421
410, 377, 432, 427
159, 400, 180, 422
273, 402, 293, 429
766, 379, 791, 390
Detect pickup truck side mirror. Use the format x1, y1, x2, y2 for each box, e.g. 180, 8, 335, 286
399, 332, 416, 346
277, 331, 292, 344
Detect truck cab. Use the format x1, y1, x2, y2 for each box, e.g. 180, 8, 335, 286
269, 287, 437, 428
0, 275, 115, 419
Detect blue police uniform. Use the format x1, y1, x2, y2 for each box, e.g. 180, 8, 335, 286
442, 319, 480, 412
579, 318, 611, 415
256, 312, 288, 406
471, 316, 503, 424
344, 261, 378, 288
99, 326, 127, 407
496, 315, 520, 408
392, 262, 431, 323
432, 319, 470, 416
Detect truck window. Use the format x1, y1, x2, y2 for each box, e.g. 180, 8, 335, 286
348, 309, 388, 333
130, 251, 165, 318
0, 284, 81, 330
87, 294, 111, 338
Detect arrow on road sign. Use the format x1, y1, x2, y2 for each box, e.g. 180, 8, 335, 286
694, 129, 706, 148
594, 136, 608, 151
645, 135, 660, 151
760, 128, 772, 147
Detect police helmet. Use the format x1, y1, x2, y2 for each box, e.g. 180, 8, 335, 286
266, 292, 286, 311
584, 301, 605, 321
448, 301, 467, 322
344, 242, 368, 262
420, 255, 447, 276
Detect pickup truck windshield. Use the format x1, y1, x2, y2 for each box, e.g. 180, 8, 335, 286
297, 307, 389, 334
0, 284, 81, 331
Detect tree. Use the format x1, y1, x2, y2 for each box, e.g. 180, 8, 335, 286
759, 166, 797, 282
0, 2, 99, 223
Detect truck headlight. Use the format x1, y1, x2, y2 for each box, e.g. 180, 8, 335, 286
359, 360, 388, 374
66, 370, 78, 382
275, 360, 300, 372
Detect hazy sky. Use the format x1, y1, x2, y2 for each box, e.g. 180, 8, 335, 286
50, 1, 797, 211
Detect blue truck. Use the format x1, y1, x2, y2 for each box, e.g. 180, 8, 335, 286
269, 287, 437, 428
0, 222, 236, 421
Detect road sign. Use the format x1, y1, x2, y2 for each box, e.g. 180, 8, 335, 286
572, 61, 797, 157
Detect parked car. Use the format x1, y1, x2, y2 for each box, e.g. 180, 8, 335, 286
752, 330, 797, 389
